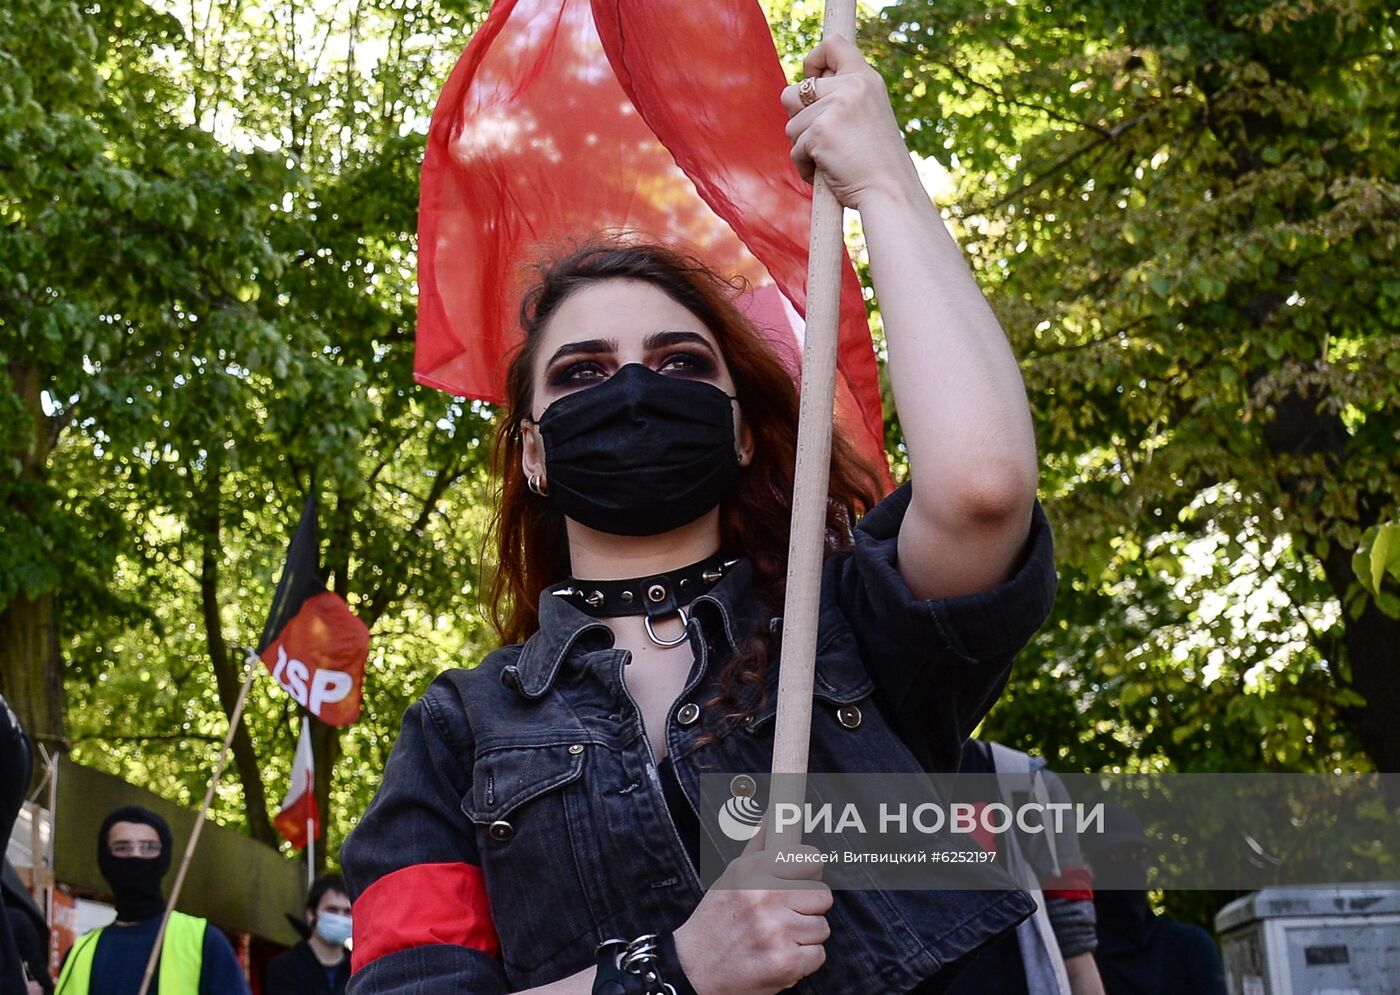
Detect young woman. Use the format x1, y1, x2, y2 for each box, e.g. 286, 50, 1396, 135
343, 37, 1058, 995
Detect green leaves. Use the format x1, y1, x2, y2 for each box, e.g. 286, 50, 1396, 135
875, 0, 1399, 775
2, 0, 500, 851
1353, 523, 1400, 619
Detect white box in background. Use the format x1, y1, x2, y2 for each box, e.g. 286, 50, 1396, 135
1216, 884, 1400, 995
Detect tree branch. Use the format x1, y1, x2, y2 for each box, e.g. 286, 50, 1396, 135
198, 465, 278, 846
975, 116, 1146, 214
72, 731, 224, 744
360, 456, 467, 627
885, 37, 1119, 138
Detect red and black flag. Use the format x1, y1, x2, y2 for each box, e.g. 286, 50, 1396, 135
258, 496, 369, 728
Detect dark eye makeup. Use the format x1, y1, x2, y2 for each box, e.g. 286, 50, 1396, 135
657, 349, 717, 377
546, 359, 609, 387
544, 348, 718, 389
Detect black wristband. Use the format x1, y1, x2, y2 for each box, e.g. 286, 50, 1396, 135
592, 939, 632, 995
592, 932, 696, 995
658, 932, 698, 995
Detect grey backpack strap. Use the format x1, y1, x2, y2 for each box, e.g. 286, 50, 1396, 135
987, 742, 1072, 995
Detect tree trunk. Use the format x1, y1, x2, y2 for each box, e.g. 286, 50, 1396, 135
198, 469, 278, 845
310, 716, 340, 876
1254, 369, 1400, 776
304, 459, 464, 871
0, 593, 63, 767
1, 359, 65, 776
311, 484, 354, 874
1318, 543, 1400, 776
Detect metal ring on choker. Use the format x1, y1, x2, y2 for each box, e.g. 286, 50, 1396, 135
550, 551, 736, 648
643, 608, 690, 648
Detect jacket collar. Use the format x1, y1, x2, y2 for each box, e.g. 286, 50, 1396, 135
513, 586, 611, 699
691, 557, 767, 654
513, 556, 769, 699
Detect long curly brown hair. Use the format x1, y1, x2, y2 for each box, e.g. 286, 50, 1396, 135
487, 238, 884, 732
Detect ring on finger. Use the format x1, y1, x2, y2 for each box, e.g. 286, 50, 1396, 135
798, 76, 819, 107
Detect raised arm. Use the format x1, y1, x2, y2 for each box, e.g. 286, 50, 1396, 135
783, 37, 1040, 601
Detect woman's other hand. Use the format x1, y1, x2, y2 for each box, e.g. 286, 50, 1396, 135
672, 828, 833, 995
780, 35, 922, 212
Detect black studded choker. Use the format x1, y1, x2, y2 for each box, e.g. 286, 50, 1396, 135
551, 551, 739, 647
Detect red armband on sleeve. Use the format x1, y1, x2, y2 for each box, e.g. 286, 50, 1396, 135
1042, 864, 1094, 902
352, 861, 501, 971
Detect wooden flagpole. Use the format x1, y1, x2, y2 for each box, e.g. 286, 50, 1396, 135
769, 0, 859, 839
305, 715, 316, 889
136, 649, 260, 995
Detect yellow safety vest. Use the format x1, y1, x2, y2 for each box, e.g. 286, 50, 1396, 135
55, 910, 205, 994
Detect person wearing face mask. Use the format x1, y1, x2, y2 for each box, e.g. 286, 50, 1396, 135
262, 874, 352, 995
1082, 806, 1227, 995
53, 806, 251, 995
343, 34, 1059, 995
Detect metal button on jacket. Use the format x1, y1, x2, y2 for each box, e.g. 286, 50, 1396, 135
676, 702, 700, 725
730, 774, 757, 798
837, 704, 863, 729
489, 820, 514, 842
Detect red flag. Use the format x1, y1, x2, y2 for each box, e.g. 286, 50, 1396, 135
259, 497, 369, 727
416, 0, 889, 479
274, 718, 319, 849
261, 592, 368, 727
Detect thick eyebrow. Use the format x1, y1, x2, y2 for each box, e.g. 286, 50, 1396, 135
544, 338, 617, 369
544, 330, 716, 370
643, 330, 717, 355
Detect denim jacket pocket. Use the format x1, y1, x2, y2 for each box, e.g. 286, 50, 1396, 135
461, 742, 598, 985
462, 741, 586, 821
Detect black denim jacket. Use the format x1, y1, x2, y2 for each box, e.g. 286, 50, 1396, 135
343, 484, 1058, 994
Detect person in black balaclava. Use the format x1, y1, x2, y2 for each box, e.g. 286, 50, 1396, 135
1083, 805, 1227, 995
96, 807, 173, 925
53, 806, 251, 995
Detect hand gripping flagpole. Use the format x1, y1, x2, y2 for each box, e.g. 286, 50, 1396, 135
769, 0, 859, 844
136, 649, 260, 995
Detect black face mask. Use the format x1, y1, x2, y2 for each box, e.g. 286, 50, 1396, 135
536, 363, 743, 537
1088, 848, 1153, 940
1092, 889, 1156, 949
97, 806, 173, 923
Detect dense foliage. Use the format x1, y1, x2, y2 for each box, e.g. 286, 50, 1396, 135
2, 0, 1395, 884
2, 0, 498, 855
872, 0, 1399, 776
